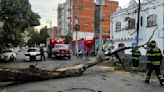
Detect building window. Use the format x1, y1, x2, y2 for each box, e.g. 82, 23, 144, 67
116, 22, 121, 31
128, 18, 135, 29
147, 14, 157, 27
140, 17, 143, 26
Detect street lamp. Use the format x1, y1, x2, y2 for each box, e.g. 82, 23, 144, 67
94, 0, 105, 55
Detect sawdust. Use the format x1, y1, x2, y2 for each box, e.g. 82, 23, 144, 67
96, 66, 116, 72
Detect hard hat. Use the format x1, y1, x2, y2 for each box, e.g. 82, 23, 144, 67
150, 40, 156, 47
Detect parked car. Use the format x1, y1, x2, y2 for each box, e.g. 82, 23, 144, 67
0, 49, 17, 61
52, 44, 71, 59
24, 48, 42, 61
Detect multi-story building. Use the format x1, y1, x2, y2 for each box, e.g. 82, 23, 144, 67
58, 0, 71, 36
58, 0, 118, 40
70, 0, 118, 40
58, 0, 118, 54
47, 26, 59, 39
110, 0, 164, 55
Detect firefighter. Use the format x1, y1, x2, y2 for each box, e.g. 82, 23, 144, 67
131, 47, 141, 70
145, 40, 164, 86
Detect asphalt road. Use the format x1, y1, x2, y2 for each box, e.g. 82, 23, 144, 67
0, 50, 164, 92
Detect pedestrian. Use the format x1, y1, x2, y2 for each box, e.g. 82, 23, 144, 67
40, 46, 45, 61
78, 50, 83, 58
145, 40, 164, 86
131, 47, 141, 71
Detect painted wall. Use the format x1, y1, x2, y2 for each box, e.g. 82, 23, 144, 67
111, 0, 164, 55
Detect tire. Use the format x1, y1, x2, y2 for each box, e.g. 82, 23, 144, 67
10, 55, 16, 61
68, 56, 71, 60
25, 60, 30, 62
12, 57, 16, 61
40, 55, 42, 61
48, 52, 51, 58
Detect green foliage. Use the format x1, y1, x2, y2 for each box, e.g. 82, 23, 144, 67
0, 0, 40, 48
65, 35, 72, 44
27, 26, 48, 46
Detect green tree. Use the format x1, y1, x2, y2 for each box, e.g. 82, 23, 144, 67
39, 26, 49, 44
0, 0, 40, 47
27, 26, 49, 46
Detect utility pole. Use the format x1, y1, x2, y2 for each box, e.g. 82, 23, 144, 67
94, 0, 104, 55
136, 0, 141, 45
75, 17, 79, 55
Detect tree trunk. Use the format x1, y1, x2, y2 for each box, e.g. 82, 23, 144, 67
0, 55, 103, 82
0, 45, 150, 82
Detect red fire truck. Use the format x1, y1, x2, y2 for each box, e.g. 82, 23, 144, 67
47, 38, 66, 58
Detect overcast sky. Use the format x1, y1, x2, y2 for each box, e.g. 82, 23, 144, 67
29, 0, 132, 29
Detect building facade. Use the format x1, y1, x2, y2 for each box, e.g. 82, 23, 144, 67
58, 0, 118, 40
58, 1, 71, 36
71, 0, 118, 40
47, 26, 59, 39
110, 0, 164, 55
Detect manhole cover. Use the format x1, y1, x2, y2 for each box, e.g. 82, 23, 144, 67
61, 88, 96, 92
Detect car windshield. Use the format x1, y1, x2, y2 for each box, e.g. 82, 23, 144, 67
54, 44, 67, 49
27, 48, 37, 52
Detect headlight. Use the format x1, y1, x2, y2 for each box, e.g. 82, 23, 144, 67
25, 54, 30, 56
36, 54, 41, 56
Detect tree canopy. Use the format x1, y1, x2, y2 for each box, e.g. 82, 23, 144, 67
27, 26, 49, 47
0, 0, 40, 47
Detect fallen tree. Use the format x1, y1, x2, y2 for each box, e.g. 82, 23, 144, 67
0, 27, 158, 82
0, 47, 137, 82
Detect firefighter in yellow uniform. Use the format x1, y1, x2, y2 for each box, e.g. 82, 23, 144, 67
145, 40, 164, 86
131, 47, 141, 70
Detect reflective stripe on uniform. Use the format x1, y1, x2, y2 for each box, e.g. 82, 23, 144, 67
133, 53, 141, 55
147, 54, 154, 56
151, 61, 160, 65
158, 75, 163, 78
132, 57, 139, 60
147, 53, 162, 56
162, 82, 164, 85
158, 75, 164, 79
152, 48, 160, 52
155, 53, 162, 56
145, 76, 150, 80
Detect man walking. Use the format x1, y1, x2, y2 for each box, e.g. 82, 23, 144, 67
145, 40, 164, 86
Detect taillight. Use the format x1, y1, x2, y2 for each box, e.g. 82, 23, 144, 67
66, 49, 69, 52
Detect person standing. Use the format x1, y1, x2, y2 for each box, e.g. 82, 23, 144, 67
78, 50, 83, 58
145, 40, 164, 86
40, 46, 45, 61
131, 47, 141, 70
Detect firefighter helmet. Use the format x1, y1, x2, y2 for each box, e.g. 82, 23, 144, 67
150, 40, 156, 47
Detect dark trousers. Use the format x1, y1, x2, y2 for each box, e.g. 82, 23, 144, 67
114, 53, 124, 67
132, 59, 139, 67
145, 64, 164, 85
41, 53, 45, 61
